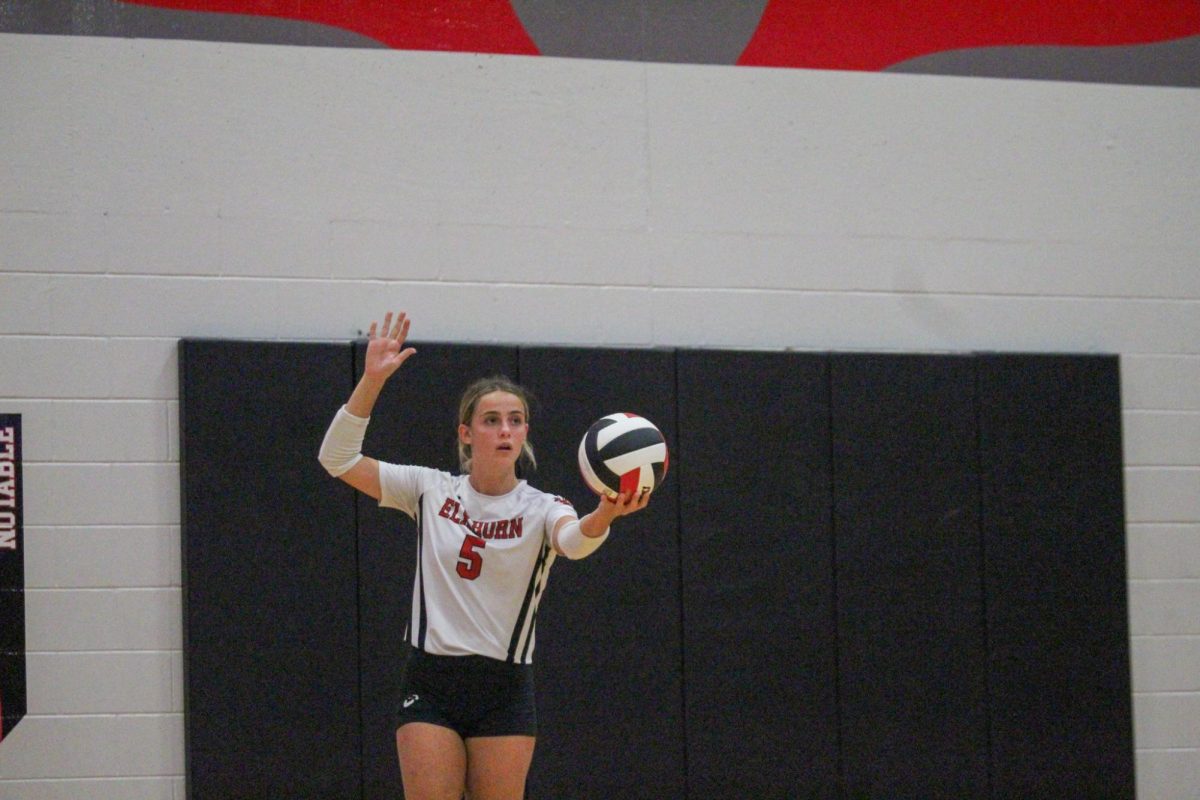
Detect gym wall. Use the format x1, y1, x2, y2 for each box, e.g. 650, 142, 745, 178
3, 16, 1198, 800
180, 338, 1131, 799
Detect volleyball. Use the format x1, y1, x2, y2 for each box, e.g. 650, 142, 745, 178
577, 413, 669, 500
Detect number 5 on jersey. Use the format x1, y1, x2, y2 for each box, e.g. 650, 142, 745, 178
456, 533, 486, 580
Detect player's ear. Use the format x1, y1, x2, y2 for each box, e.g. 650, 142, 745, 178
458, 423, 471, 444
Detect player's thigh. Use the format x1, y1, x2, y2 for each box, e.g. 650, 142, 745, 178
396, 722, 468, 800
465, 735, 536, 800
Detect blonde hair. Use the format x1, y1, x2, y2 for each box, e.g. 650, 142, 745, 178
457, 376, 537, 473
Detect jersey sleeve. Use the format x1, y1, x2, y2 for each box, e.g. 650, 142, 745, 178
377, 462, 441, 518
543, 493, 578, 540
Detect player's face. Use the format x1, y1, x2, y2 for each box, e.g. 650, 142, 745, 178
460, 391, 528, 469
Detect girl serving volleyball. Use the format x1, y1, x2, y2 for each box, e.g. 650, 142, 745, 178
318, 311, 649, 800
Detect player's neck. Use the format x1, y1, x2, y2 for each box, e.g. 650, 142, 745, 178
468, 467, 518, 496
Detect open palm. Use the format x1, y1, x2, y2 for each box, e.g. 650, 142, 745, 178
364, 311, 416, 380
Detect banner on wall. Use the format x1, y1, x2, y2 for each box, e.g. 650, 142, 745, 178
1, 0, 1198, 88
0, 414, 25, 745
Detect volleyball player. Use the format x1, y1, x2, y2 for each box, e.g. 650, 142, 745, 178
318, 311, 649, 800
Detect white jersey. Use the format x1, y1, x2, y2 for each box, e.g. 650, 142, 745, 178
378, 463, 577, 664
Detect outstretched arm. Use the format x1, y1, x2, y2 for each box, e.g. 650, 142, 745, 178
552, 490, 651, 559
318, 311, 416, 500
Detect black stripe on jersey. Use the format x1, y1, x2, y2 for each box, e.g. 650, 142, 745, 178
415, 494, 428, 651
507, 540, 552, 663
519, 580, 544, 664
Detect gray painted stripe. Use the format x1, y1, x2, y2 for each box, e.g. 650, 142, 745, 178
0, 0, 384, 49
511, 0, 769, 65
885, 35, 1200, 88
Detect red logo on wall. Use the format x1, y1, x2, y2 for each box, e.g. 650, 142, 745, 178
119, 0, 1200, 71
3, 1, 1200, 86
737, 0, 1200, 70
120, 0, 540, 54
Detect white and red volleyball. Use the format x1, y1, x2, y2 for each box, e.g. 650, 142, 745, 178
577, 413, 669, 500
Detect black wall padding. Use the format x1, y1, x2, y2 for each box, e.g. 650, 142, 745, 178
181, 342, 1134, 800
353, 342, 520, 800
978, 354, 1133, 800
518, 346, 686, 800
180, 340, 361, 800
831, 354, 990, 799
677, 350, 839, 800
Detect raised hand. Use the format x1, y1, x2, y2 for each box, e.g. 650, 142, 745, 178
364, 311, 417, 381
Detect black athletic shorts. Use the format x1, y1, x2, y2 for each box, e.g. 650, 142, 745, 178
395, 647, 537, 738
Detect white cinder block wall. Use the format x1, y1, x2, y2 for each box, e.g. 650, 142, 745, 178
1, 32, 1197, 799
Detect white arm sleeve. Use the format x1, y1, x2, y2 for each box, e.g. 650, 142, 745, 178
317, 406, 369, 477
553, 518, 610, 560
